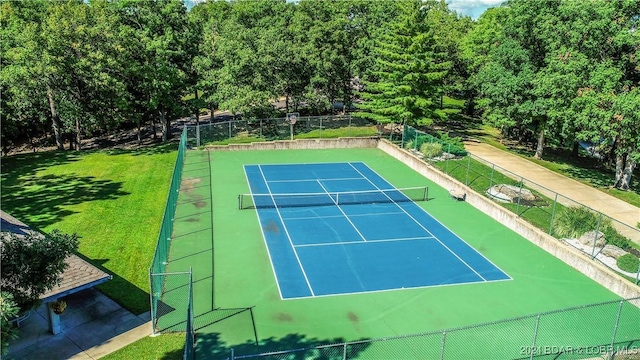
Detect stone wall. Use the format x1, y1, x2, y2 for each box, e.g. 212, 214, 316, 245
377, 139, 640, 300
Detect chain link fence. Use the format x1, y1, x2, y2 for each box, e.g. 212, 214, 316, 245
185, 115, 378, 147
403, 125, 640, 284
218, 297, 640, 360
150, 127, 188, 333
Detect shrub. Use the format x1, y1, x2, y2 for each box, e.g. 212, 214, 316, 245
553, 206, 604, 238
602, 225, 631, 249
438, 132, 467, 156
404, 140, 414, 150
1, 292, 19, 355
0, 230, 79, 311
420, 142, 443, 159
616, 253, 640, 273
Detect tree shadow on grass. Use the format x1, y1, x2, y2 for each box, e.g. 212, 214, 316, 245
1, 145, 178, 230
1, 172, 129, 229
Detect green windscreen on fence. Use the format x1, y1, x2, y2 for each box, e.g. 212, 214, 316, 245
149, 128, 187, 332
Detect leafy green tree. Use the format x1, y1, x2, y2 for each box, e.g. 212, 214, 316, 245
117, 0, 192, 142
1, 1, 58, 150
0, 230, 79, 312
0, 292, 19, 356
460, 6, 507, 116
357, 0, 451, 126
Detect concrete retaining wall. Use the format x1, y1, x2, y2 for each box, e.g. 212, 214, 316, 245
205, 137, 378, 151
377, 139, 640, 300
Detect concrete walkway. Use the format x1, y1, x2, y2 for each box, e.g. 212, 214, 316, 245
464, 141, 640, 244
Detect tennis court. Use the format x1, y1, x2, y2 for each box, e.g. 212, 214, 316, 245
242, 162, 510, 299
166, 147, 629, 358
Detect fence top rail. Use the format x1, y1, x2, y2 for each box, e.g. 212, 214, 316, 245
184, 114, 359, 128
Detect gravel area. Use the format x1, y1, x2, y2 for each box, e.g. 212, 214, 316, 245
562, 238, 640, 278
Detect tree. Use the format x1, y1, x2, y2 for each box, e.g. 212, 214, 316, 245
357, 0, 451, 126
0, 292, 19, 356
0, 230, 79, 312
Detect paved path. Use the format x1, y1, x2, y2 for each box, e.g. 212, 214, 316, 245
464, 141, 640, 244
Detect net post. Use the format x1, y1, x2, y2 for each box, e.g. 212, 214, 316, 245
238, 195, 242, 210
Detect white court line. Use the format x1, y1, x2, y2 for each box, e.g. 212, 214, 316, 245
267, 177, 364, 183
283, 210, 406, 221
281, 277, 513, 301
294, 236, 436, 248
316, 180, 368, 242
348, 162, 488, 282
257, 165, 316, 297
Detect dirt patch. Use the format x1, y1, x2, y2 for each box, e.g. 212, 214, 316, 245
193, 201, 208, 208
275, 312, 293, 322
263, 220, 280, 234
181, 178, 202, 192
347, 312, 359, 323
184, 218, 200, 223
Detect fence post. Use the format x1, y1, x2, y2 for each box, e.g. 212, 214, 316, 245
348, 114, 352, 137
149, 268, 157, 335
228, 121, 232, 140
465, 155, 471, 186
516, 178, 524, 215
592, 213, 603, 258
320, 117, 323, 138
440, 330, 447, 360
549, 193, 558, 235
489, 163, 495, 189
196, 125, 200, 148
636, 263, 640, 285
343, 343, 348, 360
529, 315, 540, 360
608, 300, 624, 359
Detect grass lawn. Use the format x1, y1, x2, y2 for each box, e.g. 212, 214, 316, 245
101, 333, 185, 360
0, 145, 177, 315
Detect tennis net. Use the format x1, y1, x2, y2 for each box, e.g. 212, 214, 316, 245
238, 186, 428, 209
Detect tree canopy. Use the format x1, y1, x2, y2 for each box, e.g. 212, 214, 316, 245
1, 0, 638, 188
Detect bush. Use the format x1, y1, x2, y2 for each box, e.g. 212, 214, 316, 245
438, 132, 467, 156
1, 292, 19, 356
602, 225, 631, 249
404, 140, 414, 150
553, 206, 604, 239
616, 253, 640, 273
420, 142, 443, 158
0, 230, 79, 311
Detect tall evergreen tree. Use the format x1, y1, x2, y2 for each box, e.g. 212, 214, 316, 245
357, 0, 451, 126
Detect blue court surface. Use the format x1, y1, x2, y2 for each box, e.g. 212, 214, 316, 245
243, 162, 510, 299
